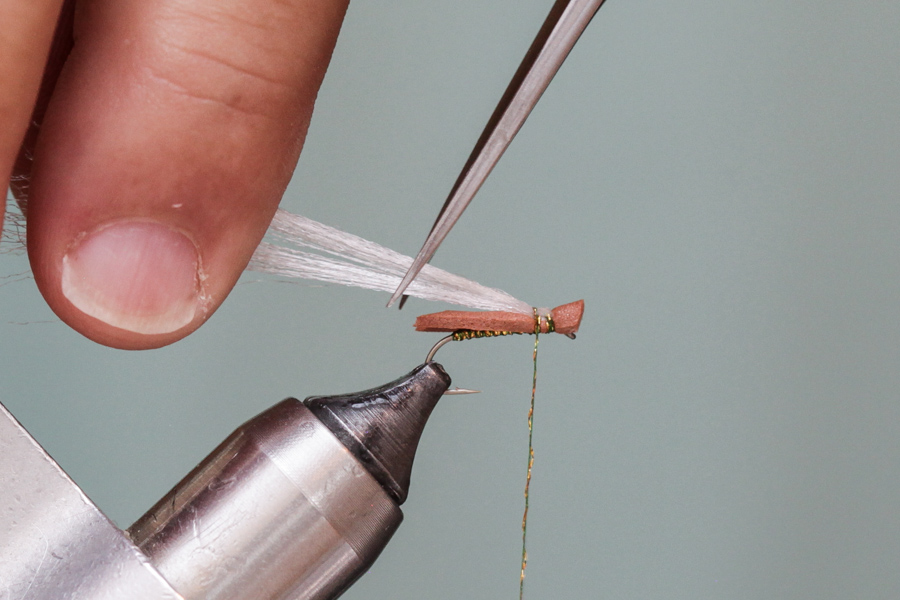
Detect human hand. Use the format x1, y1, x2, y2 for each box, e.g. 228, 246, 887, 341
0, 0, 349, 349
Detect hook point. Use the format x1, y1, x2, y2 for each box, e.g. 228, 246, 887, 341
444, 387, 480, 396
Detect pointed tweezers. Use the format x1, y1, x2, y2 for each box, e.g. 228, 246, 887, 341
387, 0, 607, 306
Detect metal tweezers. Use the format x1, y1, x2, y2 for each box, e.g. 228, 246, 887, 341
387, 0, 607, 306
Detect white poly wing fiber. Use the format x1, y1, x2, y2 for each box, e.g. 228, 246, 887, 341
249, 210, 532, 314
0, 196, 532, 314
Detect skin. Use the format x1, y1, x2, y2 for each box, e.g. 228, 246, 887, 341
0, 0, 350, 349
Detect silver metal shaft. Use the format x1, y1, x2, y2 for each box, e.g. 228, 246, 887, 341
128, 400, 402, 600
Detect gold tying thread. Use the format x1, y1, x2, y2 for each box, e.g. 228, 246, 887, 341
452, 329, 517, 341
544, 311, 556, 334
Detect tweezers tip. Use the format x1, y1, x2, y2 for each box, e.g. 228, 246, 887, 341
386, 283, 408, 307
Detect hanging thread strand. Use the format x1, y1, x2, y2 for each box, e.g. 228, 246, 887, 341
435, 307, 550, 599
520, 309, 542, 600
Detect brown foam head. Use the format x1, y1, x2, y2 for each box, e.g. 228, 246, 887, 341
549, 300, 584, 335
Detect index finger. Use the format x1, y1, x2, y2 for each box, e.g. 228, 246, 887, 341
0, 0, 65, 205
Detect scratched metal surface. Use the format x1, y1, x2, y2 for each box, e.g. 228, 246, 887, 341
3, 1, 900, 599
0, 404, 181, 600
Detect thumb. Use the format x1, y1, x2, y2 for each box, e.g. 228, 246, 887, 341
24, 0, 349, 349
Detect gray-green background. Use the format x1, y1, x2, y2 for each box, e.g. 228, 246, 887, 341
4, 1, 900, 598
